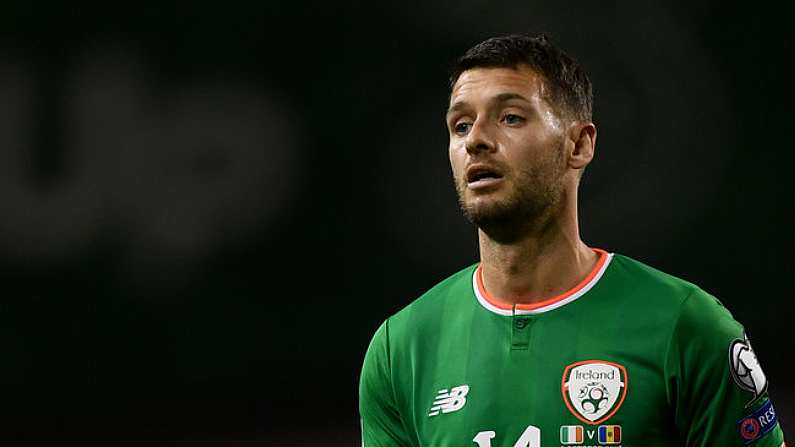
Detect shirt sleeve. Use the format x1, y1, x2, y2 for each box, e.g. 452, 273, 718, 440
665, 287, 785, 446
359, 319, 413, 447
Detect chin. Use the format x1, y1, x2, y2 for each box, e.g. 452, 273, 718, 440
462, 199, 516, 226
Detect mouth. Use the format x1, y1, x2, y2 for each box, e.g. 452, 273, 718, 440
465, 165, 504, 189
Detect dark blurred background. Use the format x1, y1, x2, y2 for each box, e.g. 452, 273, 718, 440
1, 0, 791, 444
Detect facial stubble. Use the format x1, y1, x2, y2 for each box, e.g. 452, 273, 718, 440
455, 141, 567, 242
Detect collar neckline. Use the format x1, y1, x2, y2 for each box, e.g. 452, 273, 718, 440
473, 248, 613, 316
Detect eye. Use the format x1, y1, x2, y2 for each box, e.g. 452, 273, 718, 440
502, 114, 525, 125
454, 122, 472, 135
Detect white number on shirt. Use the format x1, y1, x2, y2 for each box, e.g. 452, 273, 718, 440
473, 425, 541, 447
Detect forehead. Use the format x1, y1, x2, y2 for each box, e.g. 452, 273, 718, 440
449, 65, 547, 107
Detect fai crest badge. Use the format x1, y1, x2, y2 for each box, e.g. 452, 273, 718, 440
562, 360, 628, 425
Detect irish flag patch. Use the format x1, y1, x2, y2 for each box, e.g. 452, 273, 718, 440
560, 425, 583, 444
598, 425, 622, 444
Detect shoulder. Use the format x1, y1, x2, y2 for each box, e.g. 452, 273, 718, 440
380, 263, 478, 345
607, 253, 699, 296
601, 255, 782, 444
604, 252, 723, 310
388, 264, 477, 332
607, 254, 743, 359
361, 263, 477, 387
600, 252, 743, 341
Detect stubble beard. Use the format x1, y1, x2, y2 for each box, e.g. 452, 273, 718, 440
455, 152, 566, 243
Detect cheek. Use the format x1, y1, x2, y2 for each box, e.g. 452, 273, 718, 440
509, 132, 562, 167
449, 144, 465, 177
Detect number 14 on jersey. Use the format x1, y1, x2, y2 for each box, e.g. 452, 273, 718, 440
473, 425, 541, 447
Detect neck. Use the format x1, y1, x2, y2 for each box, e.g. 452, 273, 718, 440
477, 192, 598, 307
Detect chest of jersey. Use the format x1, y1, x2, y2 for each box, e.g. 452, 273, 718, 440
402, 305, 677, 447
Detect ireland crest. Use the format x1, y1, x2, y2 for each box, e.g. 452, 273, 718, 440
562, 360, 628, 425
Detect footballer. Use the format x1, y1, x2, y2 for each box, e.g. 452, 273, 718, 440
359, 34, 786, 446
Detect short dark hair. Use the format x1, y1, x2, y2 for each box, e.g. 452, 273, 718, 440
449, 33, 593, 122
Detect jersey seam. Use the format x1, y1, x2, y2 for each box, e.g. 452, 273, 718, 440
385, 318, 413, 446
662, 285, 699, 433
385, 318, 398, 411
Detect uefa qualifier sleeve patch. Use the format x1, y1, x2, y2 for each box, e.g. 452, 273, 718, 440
729, 332, 768, 406
737, 399, 778, 444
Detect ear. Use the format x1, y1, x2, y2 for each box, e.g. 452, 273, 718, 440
567, 121, 596, 170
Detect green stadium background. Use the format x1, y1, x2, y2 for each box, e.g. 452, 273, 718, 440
0, 1, 790, 444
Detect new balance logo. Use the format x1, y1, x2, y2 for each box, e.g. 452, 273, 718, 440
428, 385, 469, 416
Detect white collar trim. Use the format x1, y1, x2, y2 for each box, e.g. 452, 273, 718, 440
472, 253, 614, 316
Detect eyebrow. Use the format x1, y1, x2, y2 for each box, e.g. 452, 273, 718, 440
446, 92, 532, 118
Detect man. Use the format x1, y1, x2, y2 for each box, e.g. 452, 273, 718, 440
359, 34, 786, 447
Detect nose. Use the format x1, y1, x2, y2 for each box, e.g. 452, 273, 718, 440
465, 119, 496, 155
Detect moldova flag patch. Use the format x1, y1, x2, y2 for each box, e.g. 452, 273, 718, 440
598, 425, 621, 444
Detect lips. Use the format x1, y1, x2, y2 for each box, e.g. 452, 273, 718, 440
466, 164, 504, 187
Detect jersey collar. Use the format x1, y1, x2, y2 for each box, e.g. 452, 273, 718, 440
472, 248, 613, 316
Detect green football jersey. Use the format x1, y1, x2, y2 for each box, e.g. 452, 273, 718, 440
359, 249, 786, 447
